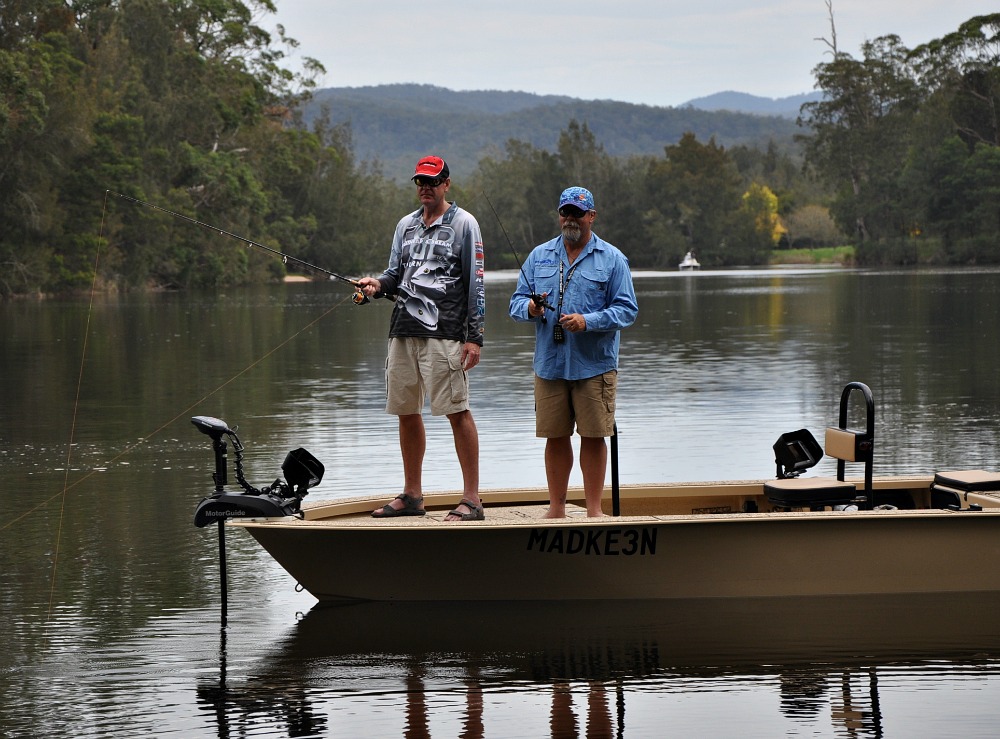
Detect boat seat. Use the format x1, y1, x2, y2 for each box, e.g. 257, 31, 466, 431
764, 428, 868, 509
930, 470, 1000, 508
765, 382, 875, 510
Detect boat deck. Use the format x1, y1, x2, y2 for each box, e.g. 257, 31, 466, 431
291, 501, 588, 526
263, 475, 1000, 529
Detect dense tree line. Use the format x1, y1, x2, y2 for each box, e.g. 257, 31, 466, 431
1, 0, 411, 298
801, 13, 1000, 264
2, 3, 998, 297
469, 123, 788, 270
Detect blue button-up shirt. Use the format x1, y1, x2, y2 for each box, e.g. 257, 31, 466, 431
509, 233, 638, 380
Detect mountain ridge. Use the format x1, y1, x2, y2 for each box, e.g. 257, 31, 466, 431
680, 90, 822, 118
303, 84, 809, 180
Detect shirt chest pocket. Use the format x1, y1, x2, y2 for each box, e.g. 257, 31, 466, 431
575, 266, 609, 304
535, 265, 559, 295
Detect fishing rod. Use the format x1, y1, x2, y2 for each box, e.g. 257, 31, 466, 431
106, 190, 374, 304
481, 191, 555, 318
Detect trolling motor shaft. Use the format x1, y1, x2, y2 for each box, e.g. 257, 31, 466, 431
191, 416, 324, 527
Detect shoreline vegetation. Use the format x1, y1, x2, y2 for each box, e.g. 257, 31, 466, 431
3, 6, 999, 299
277, 248, 859, 285
770, 246, 855, 266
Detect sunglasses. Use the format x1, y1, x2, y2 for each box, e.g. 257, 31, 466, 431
558, 206, 589, 218
414, 176, 445, 188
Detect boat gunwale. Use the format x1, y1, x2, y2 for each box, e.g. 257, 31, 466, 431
299, 474, 938, 517
224, 474, 1000, 531
229, 505, 1000, 531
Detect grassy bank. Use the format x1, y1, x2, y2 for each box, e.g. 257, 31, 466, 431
771, 246, 855, 265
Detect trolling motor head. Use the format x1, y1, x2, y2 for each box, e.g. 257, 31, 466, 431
192, 416, 324, 527
192, 415, 232, 491
192, 414, 231, 440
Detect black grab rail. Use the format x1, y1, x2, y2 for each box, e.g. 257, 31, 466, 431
838, 381, 875, 507
611, 422, 620, 516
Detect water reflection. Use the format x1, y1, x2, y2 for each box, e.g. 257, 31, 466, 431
4, 269, 1000, 494
195, 593, 1000, 738
197, 627, 330, 737
5, 269, 1000, 736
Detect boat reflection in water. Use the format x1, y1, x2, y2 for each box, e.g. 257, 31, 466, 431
197, 591, 1000, 737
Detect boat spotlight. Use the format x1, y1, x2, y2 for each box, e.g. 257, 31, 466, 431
191, 416, 325, 528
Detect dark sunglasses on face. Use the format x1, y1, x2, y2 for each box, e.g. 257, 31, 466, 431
558, 206, 589, 218
414, 176, 444, 188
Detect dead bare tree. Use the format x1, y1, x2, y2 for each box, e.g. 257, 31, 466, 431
815, 0, 838, 57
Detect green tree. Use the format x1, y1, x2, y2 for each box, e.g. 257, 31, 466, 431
783, 204, 844, 248
0, 20, 95, 295
903, 15, 1000, 260
0, 0, 352, 295
644, 133, 760, 267
910, 15, 1000, 149
800, 35, 920, 247
474, 138, 564, 267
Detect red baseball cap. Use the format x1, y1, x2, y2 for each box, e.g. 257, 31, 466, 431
412, 156, 450, 180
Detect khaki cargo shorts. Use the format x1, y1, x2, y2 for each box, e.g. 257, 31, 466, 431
534, 370, 617, 438
385, 337, 470, 416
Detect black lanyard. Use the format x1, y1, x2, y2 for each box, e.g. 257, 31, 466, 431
556, 258, 579, 317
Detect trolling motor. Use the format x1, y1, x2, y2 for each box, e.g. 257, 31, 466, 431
191, 416, 323, 624
192, 415, 324, 527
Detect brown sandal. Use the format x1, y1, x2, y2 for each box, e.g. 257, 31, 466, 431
372, 493, 426, 518
445, 499, 485, 521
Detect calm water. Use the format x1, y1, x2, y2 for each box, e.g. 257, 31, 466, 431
3, 267, 1000, 737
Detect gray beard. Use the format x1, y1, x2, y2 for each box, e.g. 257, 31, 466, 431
561, 223, 582, 243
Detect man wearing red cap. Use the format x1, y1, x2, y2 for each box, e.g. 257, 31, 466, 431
358, 156, 486, 521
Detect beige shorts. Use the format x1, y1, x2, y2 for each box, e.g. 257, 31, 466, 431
385, 337, 470, 416
534, 371, 617, 438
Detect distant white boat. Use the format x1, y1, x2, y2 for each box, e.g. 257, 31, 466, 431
679, 251, 700, 270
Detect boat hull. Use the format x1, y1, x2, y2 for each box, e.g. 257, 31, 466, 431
233, 481, 1000, 602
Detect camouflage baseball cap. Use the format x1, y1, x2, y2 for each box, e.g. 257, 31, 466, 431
558, 186, 594, 211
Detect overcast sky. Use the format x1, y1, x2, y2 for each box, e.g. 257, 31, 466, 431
268, 1, 996, 108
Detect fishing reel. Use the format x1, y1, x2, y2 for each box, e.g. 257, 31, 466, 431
530, 292, 556, 326
352, 283, 397, 306
191, 415, 324, 527
531, 292, 555, 312
351, 280, 397, 305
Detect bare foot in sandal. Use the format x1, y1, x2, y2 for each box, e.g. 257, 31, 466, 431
444, 498, 484, 522
372, 493, 426, 518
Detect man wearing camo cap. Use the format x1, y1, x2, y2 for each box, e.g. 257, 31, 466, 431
508, 186, 638, 518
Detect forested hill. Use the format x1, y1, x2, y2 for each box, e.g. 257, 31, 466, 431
303, 84, 802, 179
681, 90, 823, 118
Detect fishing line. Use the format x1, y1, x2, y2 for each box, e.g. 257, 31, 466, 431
22, 192, 360, 615
42, 194, 110, 619
3, 293, 350, 536
106, 190, 371, 303
481, 191, 555, 315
